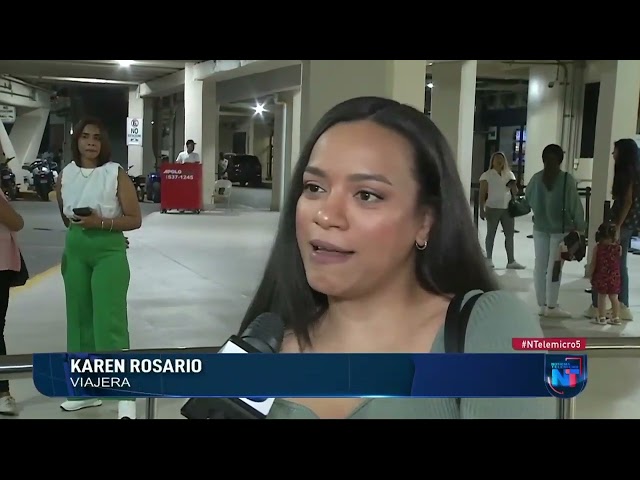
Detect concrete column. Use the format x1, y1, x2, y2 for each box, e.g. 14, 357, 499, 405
184, 63, 218, 205
430, 60, 477, 202
174, 101, 185, 160
298, 60, 427, 147
127, 88, 144, 177
142, 97, 155, 174
289, 89, 301, 180
293, 60, 426, 188
7, 107, 50, 187
271, 102, 285, 212
524, 65, 565, 185
587, 60, 640, 254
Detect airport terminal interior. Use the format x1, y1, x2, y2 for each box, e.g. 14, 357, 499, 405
0, 60, 638, 419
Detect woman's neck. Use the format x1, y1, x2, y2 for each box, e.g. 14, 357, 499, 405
311, 274, 448, 352
79, 157, 98, 168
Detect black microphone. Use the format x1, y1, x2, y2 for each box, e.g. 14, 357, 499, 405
180, 312, 285, 419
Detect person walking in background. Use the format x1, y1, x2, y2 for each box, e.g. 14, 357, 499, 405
479, 151, 525, 269
587, 223, 623, 326
584, 138, 640, 321
525, 144, 586, 318
0, 190, 25, 416
55, 117, 142, 419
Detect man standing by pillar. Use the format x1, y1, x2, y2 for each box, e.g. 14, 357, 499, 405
175, 140, 200, 164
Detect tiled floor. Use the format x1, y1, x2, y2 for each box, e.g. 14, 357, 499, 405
2, 210, 639, 419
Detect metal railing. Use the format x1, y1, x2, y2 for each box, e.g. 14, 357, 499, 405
556, 336, 640, 419
1, 339, 639, 420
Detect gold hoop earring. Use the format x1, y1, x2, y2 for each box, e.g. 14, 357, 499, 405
415, 240, 427, 251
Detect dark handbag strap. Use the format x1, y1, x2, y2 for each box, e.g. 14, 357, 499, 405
444, 291, 483, 408
561, 171, 568, 234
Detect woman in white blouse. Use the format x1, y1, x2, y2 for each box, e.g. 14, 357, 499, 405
479, 152, 525, 270
55, 117, 142, 419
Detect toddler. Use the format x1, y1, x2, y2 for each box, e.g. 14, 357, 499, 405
587, 223, 622, 325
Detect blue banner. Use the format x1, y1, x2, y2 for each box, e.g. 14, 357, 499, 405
32, 352, 588, 399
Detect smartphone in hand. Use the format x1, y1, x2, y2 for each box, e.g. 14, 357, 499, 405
72, 207, 92, 217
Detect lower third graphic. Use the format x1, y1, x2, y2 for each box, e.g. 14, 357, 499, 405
544, 354, 588, 398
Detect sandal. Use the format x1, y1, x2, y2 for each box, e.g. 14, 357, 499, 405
591, 317, 608, 325
607, 317, 622, 325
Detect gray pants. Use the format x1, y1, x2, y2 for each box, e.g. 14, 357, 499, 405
485, 207, 515, 264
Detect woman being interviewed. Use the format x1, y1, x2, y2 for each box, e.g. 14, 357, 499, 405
239, 96, 555, 419
55, 117, 142, 419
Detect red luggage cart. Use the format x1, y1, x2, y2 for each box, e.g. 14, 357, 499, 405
160, 163, 203, 214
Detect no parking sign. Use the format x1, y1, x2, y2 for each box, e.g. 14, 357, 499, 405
126, 117, 143, 146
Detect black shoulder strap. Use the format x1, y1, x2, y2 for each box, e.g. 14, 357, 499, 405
444, 291, 483, 409
444, 291, 483, 354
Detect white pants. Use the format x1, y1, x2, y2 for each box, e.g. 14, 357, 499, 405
533, 231, 565, 308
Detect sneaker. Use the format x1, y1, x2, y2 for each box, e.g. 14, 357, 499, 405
538, 306, 547, 316
604, 304, 633, 321
0, 395, 17, 416
60, 399, 103, 412
486, 258, 494, 269
118, 400, 136, 419
544, 306, 572, 318
620, 305, 634, 321
506, 261, 525, 270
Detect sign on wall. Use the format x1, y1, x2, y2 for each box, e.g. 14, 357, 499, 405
0, 105, 16, 124
126, 117, 143, 146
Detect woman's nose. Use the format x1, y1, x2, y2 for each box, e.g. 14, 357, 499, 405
313, 194, 348, 230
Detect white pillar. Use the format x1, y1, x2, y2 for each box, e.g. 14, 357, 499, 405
588, 60, 640, 253
184, 63, 218, 205
142, 98, 155, 174
127, 88, 144, 176
7, 107, 50, 186
292, 60, 426, 203
524, 66, 565, 185
289, 89, 301, 180
430, 60, 477, 202
271, 102, 285, 212
298, 60, 427, 147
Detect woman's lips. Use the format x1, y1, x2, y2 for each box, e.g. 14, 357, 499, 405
309, 240, 354, 264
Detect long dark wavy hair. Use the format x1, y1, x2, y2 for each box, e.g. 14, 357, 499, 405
239, 96, 498, 347
612, 138, 640, 200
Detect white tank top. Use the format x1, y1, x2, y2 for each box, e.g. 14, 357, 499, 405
61, 161, 123, 219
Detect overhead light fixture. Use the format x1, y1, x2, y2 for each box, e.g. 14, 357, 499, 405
253, 103, 266, 115
35, 76, 139, 85
427, 82, 434, 89
118, 60, 134, 67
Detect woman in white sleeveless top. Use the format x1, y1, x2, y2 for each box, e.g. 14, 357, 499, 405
55, 117, 142, 419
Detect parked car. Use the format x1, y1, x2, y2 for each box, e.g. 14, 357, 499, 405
225, 154, 262, 187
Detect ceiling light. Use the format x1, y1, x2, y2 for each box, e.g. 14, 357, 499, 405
118, 60, 134, 67
427, 82, 434, 89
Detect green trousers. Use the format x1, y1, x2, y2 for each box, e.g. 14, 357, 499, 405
62, 224, 131, 354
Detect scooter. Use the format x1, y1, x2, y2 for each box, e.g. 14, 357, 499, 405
32, 161, 55, 201
145, 155, 168, 204
0, 157, 17, 200
127, 166, 146, 202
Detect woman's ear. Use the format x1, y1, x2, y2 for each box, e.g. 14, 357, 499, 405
415, 208, 434, 245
